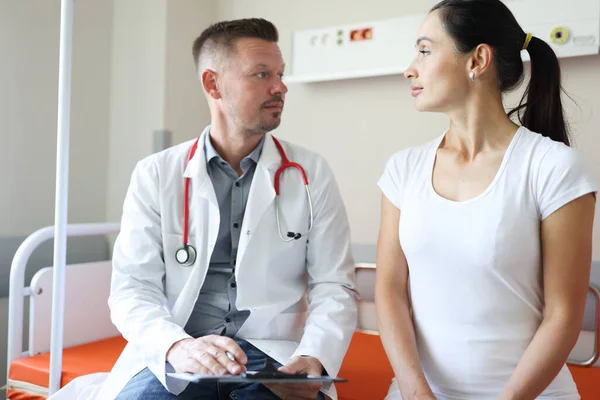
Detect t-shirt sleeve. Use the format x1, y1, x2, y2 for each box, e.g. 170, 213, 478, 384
377, 152, 406, 209
535, 144, 598, 220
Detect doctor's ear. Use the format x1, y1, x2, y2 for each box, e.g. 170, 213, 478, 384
201, 69, 221, 100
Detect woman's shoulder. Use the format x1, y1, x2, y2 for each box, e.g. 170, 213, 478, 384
383, 134, 443, 172
378, 134, 444, 209
517, 126, 581, 164
517, 127, 598, 219
515, 126, 594, 186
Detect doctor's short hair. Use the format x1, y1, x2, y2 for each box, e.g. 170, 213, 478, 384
192, 18, 279, 71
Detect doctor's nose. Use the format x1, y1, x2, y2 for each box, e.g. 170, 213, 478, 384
271, 78, 288, 97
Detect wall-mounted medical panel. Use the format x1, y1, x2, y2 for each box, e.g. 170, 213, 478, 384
285, 0, 600, 83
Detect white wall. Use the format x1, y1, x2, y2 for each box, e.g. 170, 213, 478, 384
0, 0, 112, 236
106, 0, 214, 224
0, 0, 113, 391
164, 0, 216, 146
218, 0, 600, 260
106, 0, 168, 224
103, 0, 600, 258
1, 0, 216, 388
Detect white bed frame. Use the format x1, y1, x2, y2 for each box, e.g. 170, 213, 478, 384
569, 284, 600, 367
6, 222, 120, 396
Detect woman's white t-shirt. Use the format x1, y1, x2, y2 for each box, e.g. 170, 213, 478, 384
378, 127, 598, 400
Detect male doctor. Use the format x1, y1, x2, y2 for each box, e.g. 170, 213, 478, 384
97, 18, 358, 400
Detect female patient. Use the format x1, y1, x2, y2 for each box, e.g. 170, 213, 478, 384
376, 0, 597, 399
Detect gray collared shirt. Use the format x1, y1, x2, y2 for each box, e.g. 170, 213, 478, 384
184, 132, 264, 339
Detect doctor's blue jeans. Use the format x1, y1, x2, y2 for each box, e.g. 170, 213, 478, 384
114, 339, 326, 400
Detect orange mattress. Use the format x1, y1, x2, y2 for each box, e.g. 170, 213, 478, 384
336, 331, 600, 400
568, 365, 600, 400
8, 335, 126, 400
337, 330, 395, 400
6, 332, 599, 400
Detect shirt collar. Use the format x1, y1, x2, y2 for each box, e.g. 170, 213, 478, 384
204, 130, 265, 166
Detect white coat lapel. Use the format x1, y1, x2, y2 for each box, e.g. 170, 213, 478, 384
175, 127, 220, 320
182, 128, 219, 209
236, 133, 279, 265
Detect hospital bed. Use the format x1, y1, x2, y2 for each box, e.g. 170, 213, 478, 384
5, 223, 122, 399
5, 225, 600, 400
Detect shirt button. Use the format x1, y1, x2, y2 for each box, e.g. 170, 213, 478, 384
231, 282, 237, 288
235, 182, 241, 187
225, 317, 231, 323
233, 223, 239, 228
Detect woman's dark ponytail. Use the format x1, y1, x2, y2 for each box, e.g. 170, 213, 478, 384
432, 0, 571, 146
507, 36, 570, 146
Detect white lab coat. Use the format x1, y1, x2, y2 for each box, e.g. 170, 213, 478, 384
51, 127, 358, 400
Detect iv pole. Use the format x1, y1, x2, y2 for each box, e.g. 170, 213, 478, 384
48, 0, 74, 395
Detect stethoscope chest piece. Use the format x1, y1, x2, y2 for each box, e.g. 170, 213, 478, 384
176, 244, 196, 267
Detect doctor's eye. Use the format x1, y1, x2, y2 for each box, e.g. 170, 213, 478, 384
256, 72, 267, 78
419, 49, 431, 56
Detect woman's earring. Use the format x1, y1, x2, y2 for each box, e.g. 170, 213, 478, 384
469, 71, 475, 81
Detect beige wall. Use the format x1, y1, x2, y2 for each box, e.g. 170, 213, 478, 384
0, 0, 112, 236
218, 0, 600, 259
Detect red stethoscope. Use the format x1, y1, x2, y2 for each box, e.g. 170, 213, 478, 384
175, 135, 314, 266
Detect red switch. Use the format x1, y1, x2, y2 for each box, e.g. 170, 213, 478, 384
350, 29, 362, 41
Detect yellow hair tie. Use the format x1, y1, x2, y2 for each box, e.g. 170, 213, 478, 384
522, 33, 532, 50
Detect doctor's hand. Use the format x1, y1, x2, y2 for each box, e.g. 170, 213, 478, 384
264, 356, 324, 400
166, 335, 248, 376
